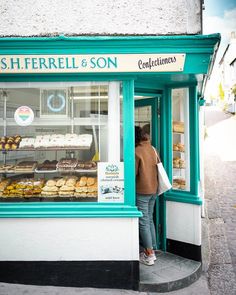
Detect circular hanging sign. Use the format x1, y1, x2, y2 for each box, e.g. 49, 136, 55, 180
14, 106, 34, 126
47, 93, 66, 112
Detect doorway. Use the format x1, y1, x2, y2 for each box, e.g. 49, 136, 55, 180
134, 95, 164, 250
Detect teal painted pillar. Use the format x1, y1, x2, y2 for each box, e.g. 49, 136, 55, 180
189, 86, 199, 196
123, 80, 136, 206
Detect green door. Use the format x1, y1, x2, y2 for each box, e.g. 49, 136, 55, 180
134, 96, 164, 250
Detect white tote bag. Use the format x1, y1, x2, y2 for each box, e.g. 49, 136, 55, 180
152, 147, 172, 196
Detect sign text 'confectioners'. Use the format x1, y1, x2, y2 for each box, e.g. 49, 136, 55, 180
0, 54, 185, 74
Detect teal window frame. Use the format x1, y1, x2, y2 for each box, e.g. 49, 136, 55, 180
163, 84, 201, 205
0, 77, 141, 218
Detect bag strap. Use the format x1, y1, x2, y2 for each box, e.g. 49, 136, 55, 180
152, 146, 161, 163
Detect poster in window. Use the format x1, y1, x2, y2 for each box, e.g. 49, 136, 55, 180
98, 162, 124, 203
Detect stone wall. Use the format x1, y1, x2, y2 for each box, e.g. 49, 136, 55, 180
0, 0, 202, 37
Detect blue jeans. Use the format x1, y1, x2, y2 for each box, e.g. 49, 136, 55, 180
136, 194, 157, 250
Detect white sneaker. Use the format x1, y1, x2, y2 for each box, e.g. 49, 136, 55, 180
139, 252, 155, 266
149, 253, 157, 261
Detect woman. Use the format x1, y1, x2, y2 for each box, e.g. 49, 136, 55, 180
135, 126, 160, 266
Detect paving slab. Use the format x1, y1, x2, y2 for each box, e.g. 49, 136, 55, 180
139, 252, 201, 293
208, 264, 236, 295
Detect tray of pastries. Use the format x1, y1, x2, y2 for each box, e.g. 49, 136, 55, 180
35, 160, 58, 172
75, 161, 97, 171
14, 161, 38, 172
1, 178, 44, 198
173, 121, 184, 133
0, 164, 15, 173
0, 179, 11, 196
18, 133, 92, 149
41, 176, 78, 197
173, 178, 186, 190
173, 143, 185, 152
0, 135, 22, 150
74, 176, 98, 198
56, 158, 78, 170
173, 157, 185, 168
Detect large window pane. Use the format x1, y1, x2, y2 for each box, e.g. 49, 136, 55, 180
172, 88, 190, 191
0, 82, 123, 202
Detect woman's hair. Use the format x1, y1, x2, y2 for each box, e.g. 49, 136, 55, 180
142, 124, 150, 141
135, 126, 142, 146
135, 126, 149, 146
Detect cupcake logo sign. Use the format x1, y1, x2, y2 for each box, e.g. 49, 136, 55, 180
14, 106, 34, 126
105, 164, 119, 173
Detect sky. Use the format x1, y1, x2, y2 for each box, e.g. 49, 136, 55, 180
203, 0, 236, 61
203, 0, 236, 98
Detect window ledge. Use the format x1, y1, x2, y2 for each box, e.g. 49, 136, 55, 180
0, 203, 142, 218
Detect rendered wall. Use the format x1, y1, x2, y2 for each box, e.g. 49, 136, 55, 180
0, 218, 139, 261
166, 201, 201, 245
0, 0, 202, 37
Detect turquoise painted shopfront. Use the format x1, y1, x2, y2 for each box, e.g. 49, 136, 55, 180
0, 34, 220, 289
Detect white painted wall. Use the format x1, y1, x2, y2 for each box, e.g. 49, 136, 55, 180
0, 0, 202, 37
166, 201, 201, 245
0, 218, 139, 261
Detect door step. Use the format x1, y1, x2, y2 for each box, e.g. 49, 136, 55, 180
139, 251, 201, 293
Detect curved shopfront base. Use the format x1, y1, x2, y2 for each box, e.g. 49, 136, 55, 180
166, 201, 201, 261
0, 218, 140, 290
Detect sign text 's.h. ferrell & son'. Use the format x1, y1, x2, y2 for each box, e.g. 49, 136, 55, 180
0, 54, 185, 74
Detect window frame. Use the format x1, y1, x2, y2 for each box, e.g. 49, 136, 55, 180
162, 84, 201, 205
0, 77, 141, 218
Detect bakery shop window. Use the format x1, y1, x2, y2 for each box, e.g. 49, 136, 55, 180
0, 82, 123, 202
172, 88, 190, 191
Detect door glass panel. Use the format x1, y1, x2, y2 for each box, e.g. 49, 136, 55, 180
172, 88, 190, 191
135, 106, 152, 141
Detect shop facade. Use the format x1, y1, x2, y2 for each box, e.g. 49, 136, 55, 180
0, 34, 220, 289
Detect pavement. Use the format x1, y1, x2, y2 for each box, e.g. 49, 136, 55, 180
0, 277, 210, 295
203, 106, 236, 295
0, 106, 236, 295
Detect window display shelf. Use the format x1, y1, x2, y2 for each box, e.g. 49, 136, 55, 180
173, 150, 185, 153
0, 117, 107, 127
0, 196, 98, 202
173, 132, 184, 135
0, 168, 97, 174
1, 147, 91, 153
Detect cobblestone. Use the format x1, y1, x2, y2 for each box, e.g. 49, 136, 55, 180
208, 264, 236, 295
204, 107, 236, 294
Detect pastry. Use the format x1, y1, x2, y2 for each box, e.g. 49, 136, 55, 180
78, 176, 87, 187
42, 185, 59, 192
173, 121, 184, 133
76, 161, 85, 169
11, 143, 18, 150
37, 160, 58, 171
59, 185, 75, 192
0, 179, 10, 192
42, 191, 58, 196
173, 178, 186, 190
59, 191, 74, 196
87, 177, 95, 186
87, 192, 97, 197
45, 179, 57, 187
87, 184, 98, 193
75, 187, 83, 193
4, 143, 11, 150
15, 161, 37, 171
56, 178, 67, 187
74, 192, 87, 197
19, 138, 35, 148
56, 158, 78, 170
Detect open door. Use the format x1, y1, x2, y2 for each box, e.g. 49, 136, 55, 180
134, 95, 164, 250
